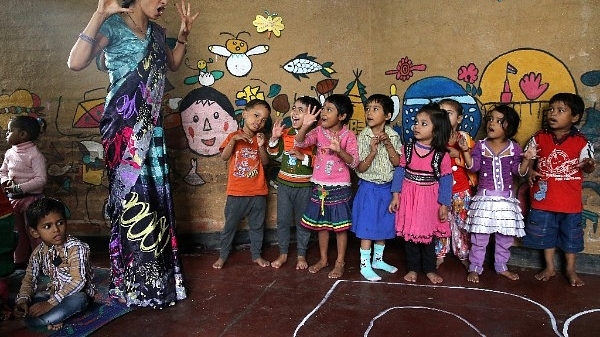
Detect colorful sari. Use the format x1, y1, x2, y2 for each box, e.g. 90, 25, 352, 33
100, 15, 186, 308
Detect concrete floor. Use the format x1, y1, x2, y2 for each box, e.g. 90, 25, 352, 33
88, 237, 600, 337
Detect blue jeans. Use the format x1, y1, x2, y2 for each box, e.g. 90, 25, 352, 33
26, 292, 90, 327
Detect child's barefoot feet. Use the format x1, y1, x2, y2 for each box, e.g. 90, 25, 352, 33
498, 270, 519, 281
467, 271, 480, 283
271, 254, 287, 269
436, 257, 444, 269
47, 323, 63, 331
212, 258, 226, 269
328, 261, 345, 279
404, 271, 418, 283
296, 256, 308, 270
566, 270, 585, 287
253, 257, 270, 267
460, 259, 470, 270
426, 272, 443, 284
308, 259, 328, 274
534, 268, 556, 281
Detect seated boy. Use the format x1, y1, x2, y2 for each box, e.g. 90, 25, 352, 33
14, 197, 95, 331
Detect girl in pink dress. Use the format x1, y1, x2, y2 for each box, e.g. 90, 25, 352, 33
389, 103, 453, 284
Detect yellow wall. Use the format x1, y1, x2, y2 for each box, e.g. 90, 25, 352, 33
1, 0, 599, 252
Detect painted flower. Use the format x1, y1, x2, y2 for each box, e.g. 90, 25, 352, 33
457, 63, 479, 84
385, 57, 427, 82
236, 85, 265, 103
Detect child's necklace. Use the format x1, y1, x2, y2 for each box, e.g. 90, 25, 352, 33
127, 13, 146, 34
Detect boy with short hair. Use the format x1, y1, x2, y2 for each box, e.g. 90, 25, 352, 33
523, 93, 596, 287
14, 198, 95, 331
212, 99, 272, 269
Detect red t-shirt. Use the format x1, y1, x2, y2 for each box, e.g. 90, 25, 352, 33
219, 130, 268, 196
528, 129, 592, 213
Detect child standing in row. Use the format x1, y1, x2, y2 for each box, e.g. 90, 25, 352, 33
522, 93, 595, 287
351, 94, 400, 281
212, 99, 271, 269
389, 103, 452, 284
435, 99, 475, 269
295, 94, 359, 279
15, 198, 95, 331
267, 96, 321, 269
0, 116, 48, 269
463, 105, 536, 283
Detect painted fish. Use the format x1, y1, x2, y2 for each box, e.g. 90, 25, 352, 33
282, 53, 335, 80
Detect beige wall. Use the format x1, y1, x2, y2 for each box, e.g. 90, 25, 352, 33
1, 0, 599, 252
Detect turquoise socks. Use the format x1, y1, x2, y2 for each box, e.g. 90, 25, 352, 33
372, 244, 398, 273
360, 248, 381, 281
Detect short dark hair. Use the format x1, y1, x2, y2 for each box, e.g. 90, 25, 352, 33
295, 96, 322, 111
366, 94, 394, 124
549, 93, 585, 125
26, 198, 68, 229
438, 98, 463, 116
245, 99, 271, 114
325, 94, 353, 124
10, 115, 46, 141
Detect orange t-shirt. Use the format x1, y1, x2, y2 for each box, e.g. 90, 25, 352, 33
219, 130, 268, 196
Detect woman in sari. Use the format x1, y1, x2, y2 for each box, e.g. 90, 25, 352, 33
68, 0, 198, 308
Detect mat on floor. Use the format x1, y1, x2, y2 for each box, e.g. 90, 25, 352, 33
2, 267, 132, 337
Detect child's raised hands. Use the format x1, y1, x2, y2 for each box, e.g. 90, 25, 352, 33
523, 143, 538, 160
369, 136, 379, 154
256, 133, 266, 147
301, 105, 320, 129
271, 118, 285, 139
327, 132, 341, 153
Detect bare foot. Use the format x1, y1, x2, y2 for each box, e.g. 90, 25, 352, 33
296, 256, 308, 270
498, 270, 519, 281
47, 323, 63, 331
271, 254, 287, 269
460, 259, 470, 270
467, 271, 479, 283
534, 268, 556, 281
328, 261, 345, 279
404, 271, 418, 282
566, 270, 585, 287
436, 257, 444, 269
426, 272, 443, 284
212, 258, 226, 269
253, 257, 270, 267
308, 259, 328, 274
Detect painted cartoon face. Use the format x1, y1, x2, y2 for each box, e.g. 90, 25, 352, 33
181, 99, 236, 156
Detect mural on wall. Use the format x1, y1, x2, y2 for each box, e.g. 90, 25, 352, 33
0, 89, 44, 132
478, 48, 576, 145
345, 69, 368, 134
183, 58, 224, 87
179, 86, 237, 157
208, 31, 269, 77
399, 76, 482, 144
282, 53, 336, 81
252, 10, 285, 39
72, 88, 105, 129
385, 56, 427, 82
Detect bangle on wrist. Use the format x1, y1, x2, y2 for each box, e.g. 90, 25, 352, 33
177, 39, 188, 45
78, 33, 96, 44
